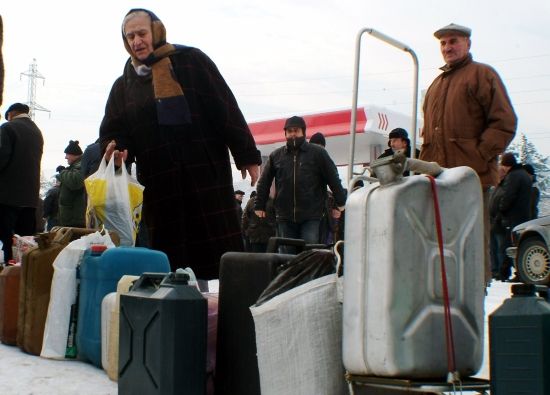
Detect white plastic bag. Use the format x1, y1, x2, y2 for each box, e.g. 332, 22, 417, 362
250, 274, 347, 395
40, 230, 116, 360
85, 156, 144, 246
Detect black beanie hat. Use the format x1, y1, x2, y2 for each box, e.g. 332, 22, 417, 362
309, 132, 326, 147
500, 152, 517, 167
388, 128, 410, 148
389, 128, 408, 140
64, 140, 83, 156
284, 116, 307, 134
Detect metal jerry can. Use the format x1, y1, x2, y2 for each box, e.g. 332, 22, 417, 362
343, 163, 485, 378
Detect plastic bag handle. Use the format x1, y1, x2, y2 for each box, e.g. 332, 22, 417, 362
334, 240, 344, 303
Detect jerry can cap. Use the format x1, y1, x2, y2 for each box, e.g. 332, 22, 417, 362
167, 268, 190, 284
511, 283, 536, 297
90, 244, 108, 255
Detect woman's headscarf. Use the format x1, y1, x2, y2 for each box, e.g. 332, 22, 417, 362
122, 9, 190, 125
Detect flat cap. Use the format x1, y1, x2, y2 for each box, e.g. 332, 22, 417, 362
434, 23, 471, 39
5, 103, 30, 119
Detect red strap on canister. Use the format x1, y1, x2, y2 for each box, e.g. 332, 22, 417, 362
426, 175, 457, 380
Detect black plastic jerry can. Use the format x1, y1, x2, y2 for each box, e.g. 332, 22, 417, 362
489, 284, 550, 395
118, 271, 207, 395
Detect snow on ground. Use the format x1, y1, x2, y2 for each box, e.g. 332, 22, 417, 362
0, 279, 513, 394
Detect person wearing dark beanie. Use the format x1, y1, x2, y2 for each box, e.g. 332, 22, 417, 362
309, 132, 326, 147
58, 140, 86, 227
64, 140, 83, 156
254, 115, 347, 253
377, 128, 420, 175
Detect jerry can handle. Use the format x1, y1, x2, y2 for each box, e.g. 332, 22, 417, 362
131, 272, 169, 291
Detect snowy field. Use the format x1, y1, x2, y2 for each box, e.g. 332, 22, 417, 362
0, 280, 513, 395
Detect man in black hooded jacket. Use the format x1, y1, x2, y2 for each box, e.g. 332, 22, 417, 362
255, 116, 346, 252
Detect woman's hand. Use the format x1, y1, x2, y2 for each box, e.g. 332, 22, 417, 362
104, 140, 128, 167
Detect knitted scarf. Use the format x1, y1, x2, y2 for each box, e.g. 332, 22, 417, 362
123, 9, 191, 125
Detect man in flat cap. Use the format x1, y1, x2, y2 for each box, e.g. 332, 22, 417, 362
420, 23, 517, 285
0, 103, 43, 261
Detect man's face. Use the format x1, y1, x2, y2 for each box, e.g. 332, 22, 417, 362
124, 14, 154, 61
390, 138, 408, 152
500, 164, 512, 178
285, 127, 304, 140
439, 33, 470, 66
65, 154, 79, 165
235, 194, 244, 202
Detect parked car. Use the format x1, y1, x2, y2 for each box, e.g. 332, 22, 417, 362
506, 216, 550, 285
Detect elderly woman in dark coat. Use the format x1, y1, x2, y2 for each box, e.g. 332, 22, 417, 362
100, 9, 261, 279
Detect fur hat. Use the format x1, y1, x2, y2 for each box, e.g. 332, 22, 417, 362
434, 23, 472, 39
500, 152, 517, 167
389, 128, 408, 140
309, 132, 326, 147
388, 128, 410, 148
284, 116, 306, 133
5, 103, 30, 119
64, 140, 83, 156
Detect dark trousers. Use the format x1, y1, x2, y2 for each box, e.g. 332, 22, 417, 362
0, 204, 37, 262
277, 220, 320, 254
249, 242, 268, 253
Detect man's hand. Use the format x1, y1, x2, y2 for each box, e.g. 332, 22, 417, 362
255, 210, 266, 218
241, 164, 260, 186
104, 140, 128, 167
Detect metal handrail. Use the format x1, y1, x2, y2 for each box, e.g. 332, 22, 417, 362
347, 28, 419, 184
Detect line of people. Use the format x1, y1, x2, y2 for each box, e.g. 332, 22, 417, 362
1, 16, 520, 289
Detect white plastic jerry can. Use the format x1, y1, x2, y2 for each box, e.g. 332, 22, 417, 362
343, 166, 485, 378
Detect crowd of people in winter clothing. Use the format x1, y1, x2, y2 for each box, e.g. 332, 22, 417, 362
0, 16, 543, 296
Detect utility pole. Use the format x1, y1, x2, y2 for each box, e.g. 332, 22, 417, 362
20, 58, 50, 120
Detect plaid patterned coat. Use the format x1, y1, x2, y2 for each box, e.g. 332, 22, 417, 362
100, 46, 261, 279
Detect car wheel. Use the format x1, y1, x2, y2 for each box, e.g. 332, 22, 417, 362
517, 237, 550, 285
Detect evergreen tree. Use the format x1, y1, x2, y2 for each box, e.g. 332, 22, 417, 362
507, 133, 550, 195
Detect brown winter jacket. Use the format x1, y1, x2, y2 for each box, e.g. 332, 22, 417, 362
420, 54, 517, 187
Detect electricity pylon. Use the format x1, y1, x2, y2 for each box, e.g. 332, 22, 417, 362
20, 58, 50, 120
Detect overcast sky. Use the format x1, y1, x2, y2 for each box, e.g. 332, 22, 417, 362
2, 0, 549, 176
